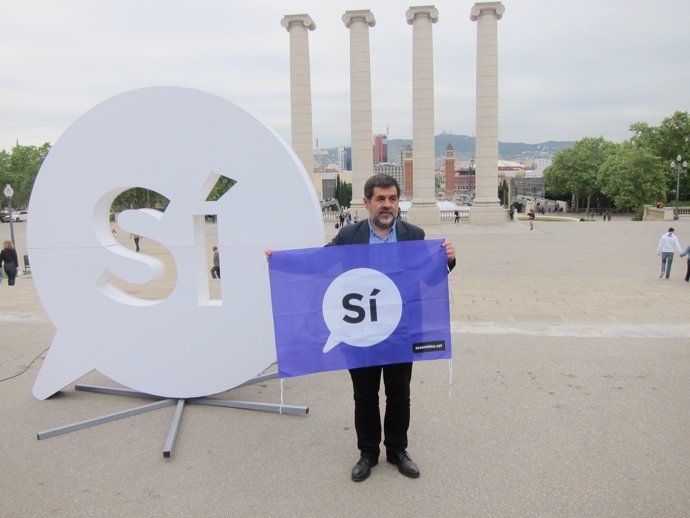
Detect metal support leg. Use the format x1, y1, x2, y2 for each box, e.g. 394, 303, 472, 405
37, 399, 176, 440
36, 372, 309, 458
164, 399, 186, 458
191, 397, 308, 415
75, 384, 165, 399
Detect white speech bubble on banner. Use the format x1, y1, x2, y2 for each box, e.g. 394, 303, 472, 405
322, 268, 403, 353
28, 86, 324, 400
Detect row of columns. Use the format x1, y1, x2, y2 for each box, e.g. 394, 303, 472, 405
282, 3, 505, 225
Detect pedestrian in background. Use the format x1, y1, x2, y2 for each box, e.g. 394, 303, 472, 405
210, 246, 221, 279
656, 227, 682, 279
130, 233, 141, 252
0, 240, 19, 286
680, 242, 690, 282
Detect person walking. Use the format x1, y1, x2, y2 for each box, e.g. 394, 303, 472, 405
0, 240, 19, 286
657, 227, 682, 279
528, 209, 535, 230
210, 246, 220, 279
326, 174, 456, 482
680, 243, 690, 282
130, 233, 141, 252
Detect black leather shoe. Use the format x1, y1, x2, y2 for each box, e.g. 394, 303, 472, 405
387, 450, 420, 478
351, 456, 377, 482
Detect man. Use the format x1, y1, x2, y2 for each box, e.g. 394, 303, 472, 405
326, 174, 456, 482
528, 209, 535, 230
130, 233, 141, 252
210, 246, 221, 279
657, 227, 682, 279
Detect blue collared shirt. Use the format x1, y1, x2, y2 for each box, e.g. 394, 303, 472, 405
368, 218, 398, 244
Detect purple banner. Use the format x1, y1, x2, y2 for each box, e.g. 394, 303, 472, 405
268, 240, 452, 378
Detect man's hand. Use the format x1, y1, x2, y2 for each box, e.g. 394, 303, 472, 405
442, 240, 456, 264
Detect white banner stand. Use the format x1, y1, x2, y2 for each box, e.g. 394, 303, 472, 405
29, 88, 323, 456
37, 373, 307, 458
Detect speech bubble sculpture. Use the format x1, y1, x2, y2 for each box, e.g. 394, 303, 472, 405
29, 86, 324, 400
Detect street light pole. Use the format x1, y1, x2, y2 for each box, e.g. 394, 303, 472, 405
671, 155, 688, 220
3, 184, 15, 247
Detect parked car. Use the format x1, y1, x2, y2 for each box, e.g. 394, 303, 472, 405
2, 211, 28, 222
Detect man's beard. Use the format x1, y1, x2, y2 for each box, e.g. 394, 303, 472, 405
372, 211, 395, 229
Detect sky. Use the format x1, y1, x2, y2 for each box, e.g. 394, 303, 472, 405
2, 0, 689, 152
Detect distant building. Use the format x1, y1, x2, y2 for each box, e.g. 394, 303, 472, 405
321, 172, 339, 200
313, 148, 329, 172
374, 162, 405, 194
373, 134, 388, 164
454, 166, 476, 194
338, 146, 352, 171
444, 143, 456, 196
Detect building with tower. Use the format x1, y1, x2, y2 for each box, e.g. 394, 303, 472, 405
373, 134, 388, 164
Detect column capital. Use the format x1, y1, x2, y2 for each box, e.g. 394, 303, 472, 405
470, 2, 505, 21
406, 5, 439, 25
342, 10, 376, 29
281, 14, 316, 31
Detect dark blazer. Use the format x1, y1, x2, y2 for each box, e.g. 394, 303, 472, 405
326, 219, 455, 271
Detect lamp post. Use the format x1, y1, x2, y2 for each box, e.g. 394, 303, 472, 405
671, 155, 688, 220
3, 184, 15, 247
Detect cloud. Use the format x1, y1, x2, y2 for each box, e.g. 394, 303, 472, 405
1, 0, 689, 151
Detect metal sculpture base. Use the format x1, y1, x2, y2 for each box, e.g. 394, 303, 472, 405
36, 372, 308, 458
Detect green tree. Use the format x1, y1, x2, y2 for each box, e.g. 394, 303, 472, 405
629, 111, 690, 201
0, 143, 51, 209
206, 176, 237, 202
599, 144, 667, 213
651, 111, 690, 163
628, 121, 660, 152
544, 137, 615, 214
111, 188, 171, 212
334, 175, 352, 208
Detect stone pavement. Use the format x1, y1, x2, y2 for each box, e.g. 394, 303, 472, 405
1, 216, 689, 517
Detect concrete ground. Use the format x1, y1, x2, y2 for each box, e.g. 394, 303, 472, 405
1, 216, 689, 518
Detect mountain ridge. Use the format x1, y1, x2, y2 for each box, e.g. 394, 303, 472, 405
384, 134, 574, 161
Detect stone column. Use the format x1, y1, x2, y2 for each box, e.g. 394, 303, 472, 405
470, 2, 505, 225
405, 5, 440, 225
281, 14, 319, 199
342, 10, 375, 211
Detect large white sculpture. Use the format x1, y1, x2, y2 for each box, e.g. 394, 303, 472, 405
29, 87, 324, 400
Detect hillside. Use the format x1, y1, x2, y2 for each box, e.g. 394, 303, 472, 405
384, 134, 574, 161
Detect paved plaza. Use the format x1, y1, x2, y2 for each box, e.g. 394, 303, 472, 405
1, 216, 689, 517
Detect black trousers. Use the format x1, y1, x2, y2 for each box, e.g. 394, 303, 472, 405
349, 362, 413, 460
685, 259, 690, 282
